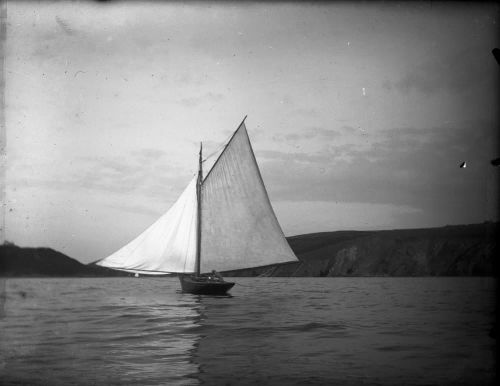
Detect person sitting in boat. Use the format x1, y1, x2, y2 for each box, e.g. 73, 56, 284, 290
210, 270, 223, 281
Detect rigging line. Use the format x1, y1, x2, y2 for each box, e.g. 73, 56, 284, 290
201, 116, 248, 163
202, 142, 227, 163
203, 116, 247, 183
202, 131, 235, 162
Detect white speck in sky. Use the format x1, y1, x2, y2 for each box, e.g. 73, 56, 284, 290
362, 87, 366, 96
347, 41, 350, 46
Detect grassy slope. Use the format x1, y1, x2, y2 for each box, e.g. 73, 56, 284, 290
0, 244, 129, 277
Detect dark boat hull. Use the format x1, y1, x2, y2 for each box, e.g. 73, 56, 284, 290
179, 275, 235, 295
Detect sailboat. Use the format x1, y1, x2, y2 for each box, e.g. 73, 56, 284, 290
96, 117, 298, 294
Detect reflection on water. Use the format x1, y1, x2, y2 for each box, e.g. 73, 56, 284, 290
0, 277, 496, 385
0, 278, 202, 385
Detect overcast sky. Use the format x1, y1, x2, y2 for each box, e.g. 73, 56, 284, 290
2, 1, 499, 263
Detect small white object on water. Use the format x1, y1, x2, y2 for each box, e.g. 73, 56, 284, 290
362, 87, 366, 96
460, 162, 467, 168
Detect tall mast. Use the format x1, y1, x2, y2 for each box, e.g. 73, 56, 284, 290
195, 142, 203, 276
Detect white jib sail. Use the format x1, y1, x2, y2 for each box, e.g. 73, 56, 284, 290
96, 177, 198, 274
200, 122, 298, 273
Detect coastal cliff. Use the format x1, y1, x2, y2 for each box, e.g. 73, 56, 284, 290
223, 223, 497, 277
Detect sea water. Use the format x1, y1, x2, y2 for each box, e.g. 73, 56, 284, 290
0, 277, 496, 385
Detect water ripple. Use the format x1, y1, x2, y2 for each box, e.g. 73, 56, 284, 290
0, 277, 495, 385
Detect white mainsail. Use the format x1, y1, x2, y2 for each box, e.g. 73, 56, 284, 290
97, 119, 298, 275
200, 122, 298, 272
96, 177, 198, 274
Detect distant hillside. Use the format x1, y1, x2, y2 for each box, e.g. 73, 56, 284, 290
0, 243, 129, 277
1, 223, 497, 277
223, 222, 498, 277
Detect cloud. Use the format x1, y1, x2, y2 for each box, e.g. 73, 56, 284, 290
55, 16, 76, 36
8, 147, 190, 202
72, 153, 191, 198
390, 47, 494, 95
292, 108, 320, 117
340, 125, 357, 133
259, 120, 498, 225
25, 7, 176, 67
282, 127, 342, 142
177, 92, 225, 107
132, 148, 166, 161
257, 150, 331, 164
274, 200, 422, 236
